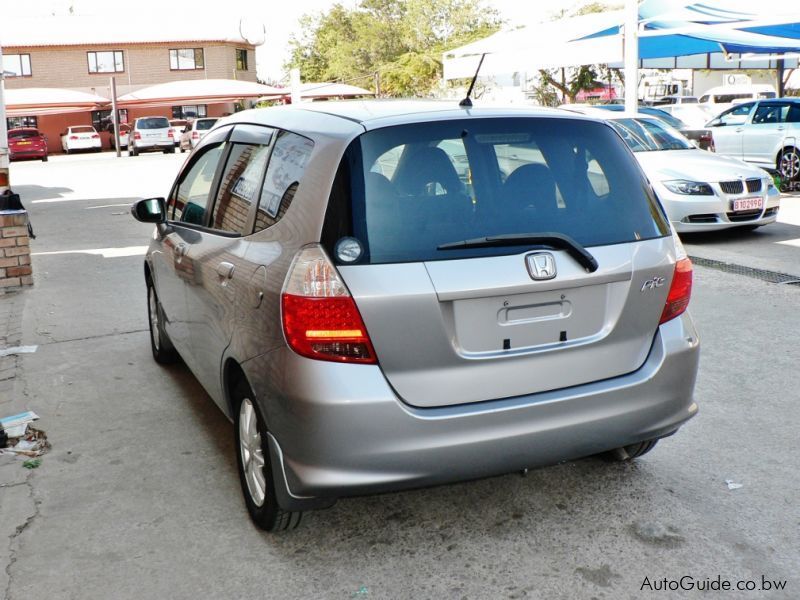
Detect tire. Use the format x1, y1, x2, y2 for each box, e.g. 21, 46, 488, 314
778, 148, 800, 182
233, 379, 302, 532
147, 278, 178, 364
129, 147, 137, 157
64, 148, 70, 155
603, 439, 659, 461
170, 146, 176, 154
180, 146, 185, 153
42, 155, 48, 162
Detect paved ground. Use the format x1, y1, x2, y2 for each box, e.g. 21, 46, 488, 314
1, 152, 799, 599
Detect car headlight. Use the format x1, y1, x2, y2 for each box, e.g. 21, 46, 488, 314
663, 180, 714, 195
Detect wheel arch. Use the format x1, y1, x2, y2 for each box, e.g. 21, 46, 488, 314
777, 144, 798, 163
222, 357, 251, 421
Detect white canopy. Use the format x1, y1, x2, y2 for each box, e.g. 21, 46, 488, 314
259, 82, 375, 101
117, 79, 283, 108
3, 87, 109, 116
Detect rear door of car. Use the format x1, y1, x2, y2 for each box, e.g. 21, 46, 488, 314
181, 124, 275, 405
743, 102, 793, 166
709, 102, 755, 159
329, 116, 674, 409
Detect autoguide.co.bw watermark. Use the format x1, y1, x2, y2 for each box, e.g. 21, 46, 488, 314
641, 574, 787, 593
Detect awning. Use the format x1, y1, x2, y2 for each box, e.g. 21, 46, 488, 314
116, 79, 283, 108
259, 82, 375, 101
443, 0, 800, 79
3, 87, 109, 117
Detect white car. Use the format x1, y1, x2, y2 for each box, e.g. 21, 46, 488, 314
61, 126, 102, 154
563, 107, 780, 233
129, 116, 175, 156
169, 119, 188, 146
179, 118, 218, 152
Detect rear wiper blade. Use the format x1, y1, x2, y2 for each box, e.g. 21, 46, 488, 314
437, 232, 599, 273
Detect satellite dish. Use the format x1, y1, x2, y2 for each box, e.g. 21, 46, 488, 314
240, 19, 266, 46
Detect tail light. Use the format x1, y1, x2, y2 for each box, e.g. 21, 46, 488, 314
69, 135, 78, 140
91, 133, 100, 139
281, 245, 376, 364
191, 131, 199, 139
659, 229, 693, 324
168, 130, 174, 138
134, 131, 141, 140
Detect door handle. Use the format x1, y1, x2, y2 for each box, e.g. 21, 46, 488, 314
735, 128, 744, 133
217, 262, 235, 280
777, 126, 785, 131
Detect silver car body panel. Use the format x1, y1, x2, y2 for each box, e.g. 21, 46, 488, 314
241, 312, 698, 503
339, 238, 675, 408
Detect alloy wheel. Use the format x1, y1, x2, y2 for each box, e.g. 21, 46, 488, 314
239, 398, 266, 507
780, 150, 800, 180
148, 286, 160, 352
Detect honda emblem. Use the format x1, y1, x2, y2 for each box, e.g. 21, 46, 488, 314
526, 252, 557, 280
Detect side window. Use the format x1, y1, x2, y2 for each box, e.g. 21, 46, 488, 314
171, 144, 226, 225
211, 143, 271, 234
787, 105, 800, 124
716, 103, 754, 126
752, 104, 788, 125
254, 131, 314, 232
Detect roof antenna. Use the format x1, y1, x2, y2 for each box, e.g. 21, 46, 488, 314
459, 53, 486, 108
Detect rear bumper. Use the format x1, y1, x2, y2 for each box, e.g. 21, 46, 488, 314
244, 313, 699, 510
133, 141, 173, 151
10, 149, 46, 160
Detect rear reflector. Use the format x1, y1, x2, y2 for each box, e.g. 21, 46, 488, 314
660, 258, 693, 324
281, 245, 376, 364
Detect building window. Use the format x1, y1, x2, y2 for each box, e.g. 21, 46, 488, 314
235, 49, 248, 71
91, 109, 129, 133
170, 48, 204, 70
88, 51, 124, 73
2, 54, 32, 77
6, 116, 38, 130
172, 105, 208, 119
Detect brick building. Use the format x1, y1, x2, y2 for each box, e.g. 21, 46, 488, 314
2, 15, 261, 153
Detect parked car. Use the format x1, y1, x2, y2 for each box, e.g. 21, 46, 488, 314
129, 116, 175, 156
656, 104, 716, 129
118, 124, 130, 149
705, 98, 800, 183
8, 128, 48, 162
179, 117, 218, 152
593, 104, 715, 151
565, 106, 780, 232
61, 126, 101, 154
653, 95, 699, 106
131, 101, 699, 531
169, 119, 188, 146
698, 84, 777, 116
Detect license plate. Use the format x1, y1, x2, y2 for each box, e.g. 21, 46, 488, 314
18, 141, 31, 145
732, 197, 763, 212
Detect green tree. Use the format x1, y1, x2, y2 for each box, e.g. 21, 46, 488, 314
286, 0, 501, 97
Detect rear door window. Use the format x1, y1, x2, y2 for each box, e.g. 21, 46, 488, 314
254, 131, 314, 232
323, 118, 669, 264
210, 143, 271, 234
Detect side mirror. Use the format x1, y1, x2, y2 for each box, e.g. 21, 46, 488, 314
131, 197, 167, 224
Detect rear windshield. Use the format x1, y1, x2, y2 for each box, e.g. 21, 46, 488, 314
9, 130, 41, 139
323, 117, 669, 265
195, 119, 217, 131
71, 126, 95, 133
138, 118, 170, 129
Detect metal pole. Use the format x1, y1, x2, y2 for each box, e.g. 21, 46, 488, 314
776, 58, 785, 97
110, 76, 120, 157
0, 43, 10, 192
624, 0, 639, 114
290, 68, 302, 104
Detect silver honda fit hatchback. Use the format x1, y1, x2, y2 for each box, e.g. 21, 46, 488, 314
132, 101, 699, 531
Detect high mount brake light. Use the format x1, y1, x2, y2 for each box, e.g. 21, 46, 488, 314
281, 245, 376, 364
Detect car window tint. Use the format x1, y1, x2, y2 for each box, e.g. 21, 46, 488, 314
211, 143, 270, 234
172, 144, 225, 225
753, 104, 788, 125
138, 118, 169, 129
787, 105, 800, 124
254, 131, 314, 232
196, 119, 217, 131
328, 118, 669, 265
71, 126, 95, 133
